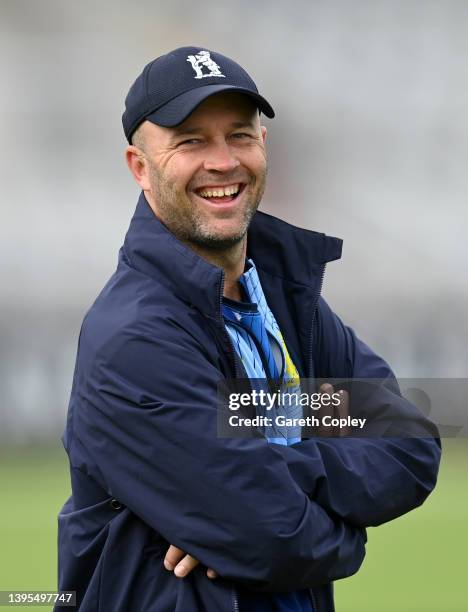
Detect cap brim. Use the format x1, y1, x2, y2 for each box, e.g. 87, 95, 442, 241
145, 84, 275, 127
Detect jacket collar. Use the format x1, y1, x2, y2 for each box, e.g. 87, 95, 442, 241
123, 192, 342, 317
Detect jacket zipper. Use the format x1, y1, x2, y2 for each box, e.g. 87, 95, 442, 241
307, 263, 326, 612
217, 272, 241, 612
306, 263, 326, 379
309, 587, 318, 611
231, 586, 240, 612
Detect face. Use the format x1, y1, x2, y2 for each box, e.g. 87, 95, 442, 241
127, 92, 267, 251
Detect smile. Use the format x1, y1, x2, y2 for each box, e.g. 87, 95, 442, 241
194, 183, 245, 205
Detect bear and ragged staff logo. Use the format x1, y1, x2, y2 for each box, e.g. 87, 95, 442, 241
187, 50, 225, 79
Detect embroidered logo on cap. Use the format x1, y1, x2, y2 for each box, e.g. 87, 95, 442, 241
187, 50, 225, 79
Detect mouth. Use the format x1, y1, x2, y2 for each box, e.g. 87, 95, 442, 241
193, 182, 246, 207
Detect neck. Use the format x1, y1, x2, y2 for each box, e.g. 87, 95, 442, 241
187, 239, 247, 301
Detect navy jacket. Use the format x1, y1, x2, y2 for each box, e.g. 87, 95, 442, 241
57, 193, 441, 611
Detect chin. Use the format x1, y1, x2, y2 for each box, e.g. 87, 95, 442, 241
191, 228, 246, 251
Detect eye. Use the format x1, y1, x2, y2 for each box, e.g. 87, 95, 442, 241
178, 138, 203, 146
231, 132, 252, 140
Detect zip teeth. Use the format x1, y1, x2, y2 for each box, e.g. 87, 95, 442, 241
198, 184, 240, 198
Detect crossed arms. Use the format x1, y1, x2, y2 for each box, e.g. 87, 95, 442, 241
69, 298, 440, 592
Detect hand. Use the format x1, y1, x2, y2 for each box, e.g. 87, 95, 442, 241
317, 383, 350, 437
164, 544, 218, 579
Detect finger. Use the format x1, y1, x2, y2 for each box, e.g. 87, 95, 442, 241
335, 389, 350, 437
207, 568, 218, 579
164, 545, 185, 571
317, 383, 334, 438
174, 554, 200, 578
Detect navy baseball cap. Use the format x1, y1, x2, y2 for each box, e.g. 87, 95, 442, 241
122, 46, 275, 143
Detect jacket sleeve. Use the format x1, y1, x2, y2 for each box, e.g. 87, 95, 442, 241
68, 315, 366, 592
275, 297, 441, 527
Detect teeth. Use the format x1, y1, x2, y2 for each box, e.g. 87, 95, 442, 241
199, 184, 240, 198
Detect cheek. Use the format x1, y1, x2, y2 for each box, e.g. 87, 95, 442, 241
244, 145, 267, 171
247, 157, 267, 184
165, 155, 201, 191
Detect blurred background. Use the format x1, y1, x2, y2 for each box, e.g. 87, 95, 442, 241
0, 0, 467, 610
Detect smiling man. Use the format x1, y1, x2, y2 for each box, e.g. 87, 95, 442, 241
126, 91, 267, 302
130, 93, 266, 246
57, 47, 440, 612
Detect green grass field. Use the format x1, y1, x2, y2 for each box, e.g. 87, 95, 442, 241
0, 440, 466, 611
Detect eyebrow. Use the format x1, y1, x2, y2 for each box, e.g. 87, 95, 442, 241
171, 120, 256, 136
229, 121, 256, 129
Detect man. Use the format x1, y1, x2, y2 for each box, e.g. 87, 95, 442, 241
57, 47, 440, 611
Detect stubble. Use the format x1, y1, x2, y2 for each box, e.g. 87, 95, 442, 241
147, 161, 267, 252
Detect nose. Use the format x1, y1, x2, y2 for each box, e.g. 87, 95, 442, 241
202, 141, 240, 173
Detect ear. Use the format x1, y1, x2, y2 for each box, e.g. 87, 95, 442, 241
260, 125, 267, 145
125, 145, 151, 190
